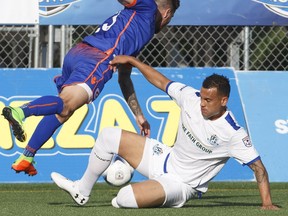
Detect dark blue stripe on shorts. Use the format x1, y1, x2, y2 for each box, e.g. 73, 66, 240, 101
163, 153, 170, 173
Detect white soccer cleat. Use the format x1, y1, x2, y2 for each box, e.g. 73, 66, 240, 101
51, 172, 89, 206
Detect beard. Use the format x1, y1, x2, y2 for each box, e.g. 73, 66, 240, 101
154, 10, 162, 34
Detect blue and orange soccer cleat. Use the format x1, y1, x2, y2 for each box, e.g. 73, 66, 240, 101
12, 155, 37, 176
2, 106, 27, 142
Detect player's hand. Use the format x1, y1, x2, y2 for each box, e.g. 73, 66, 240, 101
136, 115, 150, 137
109, 55, 133, 72
261, 204, 280, 210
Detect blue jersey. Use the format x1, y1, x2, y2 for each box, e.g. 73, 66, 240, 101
83, 0, 157, 57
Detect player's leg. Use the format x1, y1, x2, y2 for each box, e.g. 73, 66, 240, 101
12, 85, 89, 175
117, 129, 146, 168
51, 128, 146, 205
1, 42, 89, 143
10, 43, 105, 175
112, 136, 166, 208
78, 128, 146, 195
113, 174, 198, 208
113, 180, 165, 208
112, 137, 197, 208
51, 127, 123, 205
2, 95, 64, 142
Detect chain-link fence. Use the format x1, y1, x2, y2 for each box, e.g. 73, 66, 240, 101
0, 25, 287, 70
0, 25, 39, 68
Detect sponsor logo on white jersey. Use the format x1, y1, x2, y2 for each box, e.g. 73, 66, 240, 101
207, 134, 219, 146
242, 136, 252, 147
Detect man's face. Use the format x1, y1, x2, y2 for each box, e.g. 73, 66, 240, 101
200, 87, 228, 120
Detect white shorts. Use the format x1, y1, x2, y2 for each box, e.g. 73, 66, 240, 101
136, 138, 198, 208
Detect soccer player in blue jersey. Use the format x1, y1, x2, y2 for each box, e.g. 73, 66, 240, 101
2, 0, 180, 176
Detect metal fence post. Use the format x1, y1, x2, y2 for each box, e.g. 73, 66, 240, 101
244, 26, 250, 71
60, 25, 66, 67
48, 25, 54, 68
34, 24, 40, 68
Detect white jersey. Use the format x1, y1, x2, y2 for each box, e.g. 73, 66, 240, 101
166, 82, 259, 192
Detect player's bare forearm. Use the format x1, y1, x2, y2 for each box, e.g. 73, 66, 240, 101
118, 64, 151, 136
249, 160, 279, 210
127, 92, 143, 117
118, 65, 142, 116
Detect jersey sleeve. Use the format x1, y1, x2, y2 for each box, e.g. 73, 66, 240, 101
167, 82, 199, 107
229, 128, 260, 166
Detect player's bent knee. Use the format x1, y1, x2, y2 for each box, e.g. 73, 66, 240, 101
94, 127, 122, 154
115, 185, 138, 208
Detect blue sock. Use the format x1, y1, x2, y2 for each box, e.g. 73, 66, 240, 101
21, 96, 64, 118
23, 146, 37, 157
23, 115, 62, 157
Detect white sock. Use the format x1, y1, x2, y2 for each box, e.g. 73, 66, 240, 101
78, 127, 122, 196
115, 185, 138, 208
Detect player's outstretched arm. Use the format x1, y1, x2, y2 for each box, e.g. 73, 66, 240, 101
110, 55, 171, 92
249, 159, 279, 210
117, 63, 151, 137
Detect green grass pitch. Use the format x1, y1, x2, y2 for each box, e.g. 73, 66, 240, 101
0, 182, 287, 216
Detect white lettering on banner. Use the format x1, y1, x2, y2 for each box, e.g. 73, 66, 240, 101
275, 119, 288, 134
253, 0, 288, 18
39, 0, 78, 17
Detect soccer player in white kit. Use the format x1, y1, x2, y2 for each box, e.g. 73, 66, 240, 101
51, 55, 279, 210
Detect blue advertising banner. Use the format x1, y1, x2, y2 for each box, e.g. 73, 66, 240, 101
0, 67, 253, 183
236, 71, 288, 182
39, 0, 288, 25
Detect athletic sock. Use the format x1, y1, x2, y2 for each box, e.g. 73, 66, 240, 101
23, 146, 37, 157
24, 115, 62, 155
116, 185, 138, 208
78, 128, 121, 196
20, 95, 64, 118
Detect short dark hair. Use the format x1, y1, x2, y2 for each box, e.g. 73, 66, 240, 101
202, 73, 230, 97
171, 0, 180, 11
156, 0, 180, 12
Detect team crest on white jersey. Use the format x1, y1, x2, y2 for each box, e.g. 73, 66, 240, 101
207, 134, 219, 146
242, 136, 252, 147
39, 0, 79, 17
253, 0, 288, 18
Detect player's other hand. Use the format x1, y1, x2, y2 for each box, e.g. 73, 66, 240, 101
136, 115, 150, 137
261, 204, 280, 210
